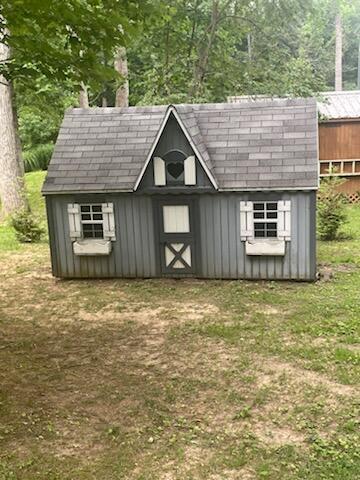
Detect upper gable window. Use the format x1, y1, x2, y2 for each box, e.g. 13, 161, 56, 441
153, 151, 196, 187
164, 150, 186, 185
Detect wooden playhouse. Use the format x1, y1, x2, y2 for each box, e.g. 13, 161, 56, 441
43, 99, 318, 280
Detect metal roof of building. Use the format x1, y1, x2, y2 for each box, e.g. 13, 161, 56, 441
228, 90, 360, 120
317, 91, 360, 120
43, 98, 318, 194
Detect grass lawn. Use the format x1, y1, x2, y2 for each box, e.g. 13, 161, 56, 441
0, 173, 359, 479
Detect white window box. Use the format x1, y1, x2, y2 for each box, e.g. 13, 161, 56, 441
245, 239, 285, 256
73, 239, 112, 256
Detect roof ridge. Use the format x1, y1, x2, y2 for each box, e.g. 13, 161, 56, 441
65, 98, 316, 117
320, 90, 360, 96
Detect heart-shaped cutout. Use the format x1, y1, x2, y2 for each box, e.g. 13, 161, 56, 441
167, 162, 184, 179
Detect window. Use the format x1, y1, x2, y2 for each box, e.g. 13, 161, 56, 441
164, 150, 186, 184
68, 202, 116, 243
80, 204, 104, 239
163, 205, 190, 233
153, 152, 196, 186
253, 202, 278, 238
240, 200, 291, 243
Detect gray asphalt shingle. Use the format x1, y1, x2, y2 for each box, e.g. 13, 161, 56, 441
43, 99, 318, 193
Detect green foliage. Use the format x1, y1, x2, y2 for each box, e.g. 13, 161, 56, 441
18, 107, 60, 149
318, 176, 348, 240
23, 144, 54, 173
11, 209, 44, 243
128, 0, 327, 104
0, 1, 155, 89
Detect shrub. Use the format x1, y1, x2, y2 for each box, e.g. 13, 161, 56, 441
318, 176, 347, 240
19, 108, 59, 149
11, 209, 44, 243
23, 143, 54, 173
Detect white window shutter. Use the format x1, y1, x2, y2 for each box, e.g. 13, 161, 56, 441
184, 155, 196, 185
102, 202, 116, 240
277, 200, 291, 241
153, 157, 166, 186
68, 203, 81, 240
240, 201, 254, 240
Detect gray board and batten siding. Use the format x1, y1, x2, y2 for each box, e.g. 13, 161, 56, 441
44, 99, 318, 281
46, 191, 316, 280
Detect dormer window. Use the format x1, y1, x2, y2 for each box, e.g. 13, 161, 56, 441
153, 152, 196, 187
164, 150, 186, 185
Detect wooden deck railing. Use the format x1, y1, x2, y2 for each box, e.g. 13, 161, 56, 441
319, 158, 360, 177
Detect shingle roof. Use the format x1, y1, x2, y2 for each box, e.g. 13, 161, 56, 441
43, 98, 318, 193
317, 91, 360, 120
175, 105, 214, 177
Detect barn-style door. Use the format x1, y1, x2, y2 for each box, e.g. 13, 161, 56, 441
156, 198, 198, 276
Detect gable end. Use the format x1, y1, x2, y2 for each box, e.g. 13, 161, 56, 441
134, 106, 218, 190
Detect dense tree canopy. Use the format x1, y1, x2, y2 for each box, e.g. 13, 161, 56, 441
0, 0, 156, 215
0, 0, 154, 86
2, 0, 360, 161
128, 0, 360, 105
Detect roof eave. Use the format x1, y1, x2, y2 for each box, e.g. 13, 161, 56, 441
42, 185, 318, 195
319, 116, 360, 123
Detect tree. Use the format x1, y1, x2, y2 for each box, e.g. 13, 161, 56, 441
335, 7, 343, 90
0, 0, 154, 216
129, 0, 324, 105
0, 38, 25, 217
358, 39, 360, 88
115, 47, 129, 107
79, 83, 89, 108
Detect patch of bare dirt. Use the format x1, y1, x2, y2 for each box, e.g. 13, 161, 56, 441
338, 343, 360, 353
311, 336, 332, 347
51, 425, 105, 459
142, 445, 212, 480
256, 357, 358, 397
78, 302, 219, 329
209, 468, 256, 479
318, 263, 358, 282
251, 423, 306, 446
260, 306, 280, 315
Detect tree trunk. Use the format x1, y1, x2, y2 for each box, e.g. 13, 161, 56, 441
247, 33, 252, 61
357, 38, 360, 89
187, 0, 200, 69
0, 41, 26, 218
189, 0, 220, 98
114, 47, 129, 107
335, 10, 342, 91
79, 82, 89, 108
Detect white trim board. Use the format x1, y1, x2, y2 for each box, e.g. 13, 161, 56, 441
43, 186, 318, 195
133, 105, 218, 191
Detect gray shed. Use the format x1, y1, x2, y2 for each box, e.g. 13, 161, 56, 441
43, 99, 318, 280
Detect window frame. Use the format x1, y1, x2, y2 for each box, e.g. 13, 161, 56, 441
240, 200, 291, 245
252, 201, 279, 239
79, 204, 105, 239
163, 149, 187, 185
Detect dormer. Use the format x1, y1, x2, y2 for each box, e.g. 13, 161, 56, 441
135, 106, 217, 191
